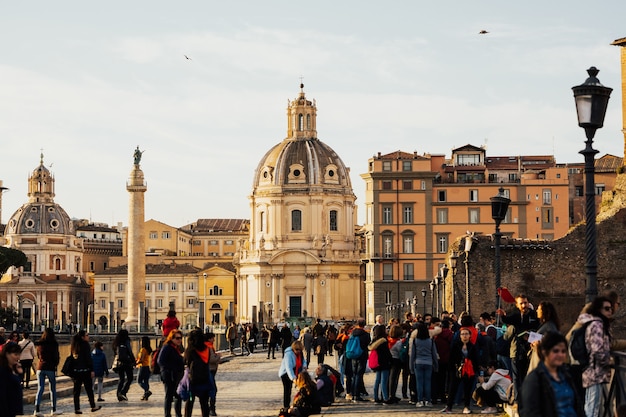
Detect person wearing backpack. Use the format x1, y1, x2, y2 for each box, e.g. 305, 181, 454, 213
348, 318, 370, 403
576, 296, 613, 417
368, 324, 392, 404
387, 324, 404, 403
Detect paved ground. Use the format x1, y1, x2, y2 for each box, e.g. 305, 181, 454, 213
23, 349, 506, 416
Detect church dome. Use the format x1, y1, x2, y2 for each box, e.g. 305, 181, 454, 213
252, 85, 352, 192
4, 154, 74, 236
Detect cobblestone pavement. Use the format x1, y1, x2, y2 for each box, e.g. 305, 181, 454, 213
22, 349, 505, 416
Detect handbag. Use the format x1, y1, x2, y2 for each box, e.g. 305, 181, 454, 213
61, 354, 75, 377
177, 368, 191, 401
111, 354, 121, 373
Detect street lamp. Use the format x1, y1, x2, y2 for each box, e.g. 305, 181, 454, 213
439, 265, 448, 316
491, 187, 511, 310
464, 235, 474, 314
429, 280, 435, 315
572, 67, 612, 303
421, 288, 427, 316
449, 252, 458, 313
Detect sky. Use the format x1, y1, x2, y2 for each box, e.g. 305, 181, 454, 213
2, 1, 626, 228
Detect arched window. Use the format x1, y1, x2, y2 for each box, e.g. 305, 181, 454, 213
298, 114, 304, 131
329, 210, 338, 231
291, 210, 302, 231
306, 114, 311, 129
211, 303, 221, 309
259, 211, 265, 232
55, 258, 61, 270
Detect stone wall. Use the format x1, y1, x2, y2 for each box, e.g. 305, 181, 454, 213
445, 174, 626, 337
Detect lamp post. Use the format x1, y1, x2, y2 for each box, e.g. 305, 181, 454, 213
463, 235, 474, 313
429, 280, 435, 315
449, 252, 458, 313
421, 288, 427, 316
491, 187, 511, 310
439, 265, 448, 316
572, 67, 612, 303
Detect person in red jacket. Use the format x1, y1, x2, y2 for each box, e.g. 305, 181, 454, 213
162, 311, 180, 339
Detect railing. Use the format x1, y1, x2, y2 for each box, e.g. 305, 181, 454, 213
603, 351, 626, 417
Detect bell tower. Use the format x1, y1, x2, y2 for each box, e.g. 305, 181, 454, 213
286, 83, 317, 140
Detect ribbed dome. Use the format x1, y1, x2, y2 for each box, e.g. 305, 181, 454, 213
6, 202, 73, 235
252, 85, 352, 193
253, 137, 352, 189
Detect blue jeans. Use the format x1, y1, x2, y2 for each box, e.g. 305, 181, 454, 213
414, 363, 433, 403
585, 383, 606, 417
35, 370, 57, 410
138, 366, 151, 393
374, 369, 390, 401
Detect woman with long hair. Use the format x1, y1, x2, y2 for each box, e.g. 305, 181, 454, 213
579, 296, 613, 417
521, 331, 584, 417
184, 329, 215, 417
70, 330, 101, 414
34, 328, 61, 416
286, 371, 321, 417
136, 336, 153, 401
0, 342, 24, 417
528, 301, 562, 374
369, 324, 392, 404
387, 324, 404, 403
411, 322, 438, 407
18, 331, 36, 389
441, 328, 479, 414
112, 328, 135, 401
158, 329, 184, 417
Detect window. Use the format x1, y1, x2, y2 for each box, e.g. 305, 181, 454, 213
98, 299, 106, 309
383, 161, 392, 171
117, 283, 124, 292
149, 231, 158, 239
193, 240, 201, 245
145, 299, 151, 308
89, 261, 95, 272
225, 240, 233, 245
382, 181, 392, 190
385, 291, 393, 305
188, 282, 195, 290
595, 184, 605, 195
291, 210, 302, 231
438, 190, 446, 202
421, 180, 426, 190
162, 231, 170, 239
329, 210, 338, 231
437, 208, 448, 224
145, 283, 151, 291
542, 189, 552, 205
402, 161, 412, 171
403, 205, 413, 224
157, 282, 164, 291
187, 298, 195, 307
171, 282, 177, 291
103, 262, 107, 270
437, 235, 448, 253
509, 173, 519, 182
542, 208, 554, 229
403, 235, 414, 254
456, 154, 481, 165
383, 264, 393, 280
469, 208, 480, 224
470, 189, 478, 202
383, 235, 393, 258
403, 180, 412, 190
209, 240, 218, 245
403, 263, 414, 280
117, 299, 124, 308
101, 283, 108, 292
503, 189, 510, 198
156, 299, 163, 308
382, 206, 393, 224
259, 212, 264, 232
209, 285, 223, 296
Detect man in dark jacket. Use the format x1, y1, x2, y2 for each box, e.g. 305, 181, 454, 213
497, 294, 539, 398
350, 318, 370, 402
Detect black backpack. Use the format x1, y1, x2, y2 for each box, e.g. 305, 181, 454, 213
569, 321, 593, 369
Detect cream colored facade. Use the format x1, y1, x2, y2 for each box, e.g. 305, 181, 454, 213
235, 85, 361, 323
93, 262, 200, 331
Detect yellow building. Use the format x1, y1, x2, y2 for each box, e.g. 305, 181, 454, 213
235, 84, 362, 323
198, 263, 237, 327
361, 146, 570, 322
93, 262, 200, 331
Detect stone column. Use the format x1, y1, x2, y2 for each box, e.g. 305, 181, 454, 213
125, 163, 147, 330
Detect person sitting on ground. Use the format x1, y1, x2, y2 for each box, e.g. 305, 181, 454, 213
314, 364, 334, 406
287, 371, 321, 417
473, 360, 511, 414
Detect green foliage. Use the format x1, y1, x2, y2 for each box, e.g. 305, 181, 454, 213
0, 247, 28, 275
0, 307, 18, 329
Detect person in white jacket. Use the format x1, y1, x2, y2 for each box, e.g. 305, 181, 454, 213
18, 331, 37, 389
473, 360, 512, 414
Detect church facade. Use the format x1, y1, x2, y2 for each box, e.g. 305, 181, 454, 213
234, 85, 362, 323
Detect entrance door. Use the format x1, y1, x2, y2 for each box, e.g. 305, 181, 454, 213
289, 296, 302, 318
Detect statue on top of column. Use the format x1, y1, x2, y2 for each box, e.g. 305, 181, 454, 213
133, 146, 144, 166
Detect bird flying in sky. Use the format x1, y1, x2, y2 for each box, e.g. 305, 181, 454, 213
478, 30, 489, 34
184, 55, 192, 60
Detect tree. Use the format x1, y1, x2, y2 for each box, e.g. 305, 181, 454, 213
0, 306, 18, 329
0, 247, 27, 275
